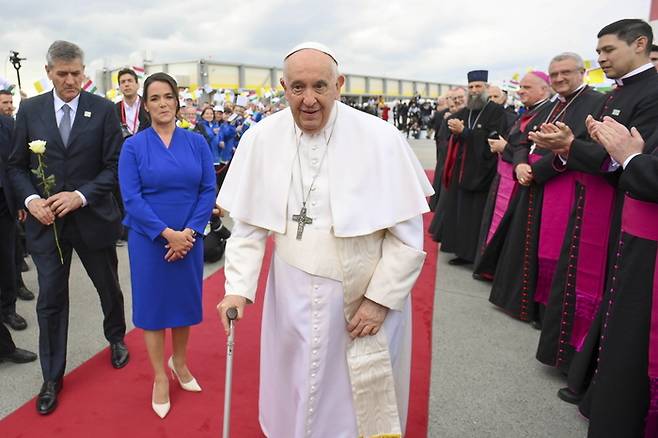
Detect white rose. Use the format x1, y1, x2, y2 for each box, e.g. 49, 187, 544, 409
28, 140, 47, 154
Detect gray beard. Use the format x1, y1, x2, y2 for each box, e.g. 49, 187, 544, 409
466, 91, 488, 111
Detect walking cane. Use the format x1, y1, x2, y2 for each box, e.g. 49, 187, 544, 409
223, 307, 238, 438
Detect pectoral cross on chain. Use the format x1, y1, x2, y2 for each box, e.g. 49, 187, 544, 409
292, 205, 313, 240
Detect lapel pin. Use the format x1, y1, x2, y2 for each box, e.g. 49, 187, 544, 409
611, 109, 621, 116
84, 111, 92, 118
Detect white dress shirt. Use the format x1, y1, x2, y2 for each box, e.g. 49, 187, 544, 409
121, 97, 141, 134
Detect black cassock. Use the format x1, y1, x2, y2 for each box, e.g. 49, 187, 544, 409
583, 144, 658, 438
428, 109, 450, 212
549, 67, 658, 398
430, 102, 508, 262
473, 100, 551, 278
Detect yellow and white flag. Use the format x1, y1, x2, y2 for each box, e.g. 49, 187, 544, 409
33, 78, 52, 94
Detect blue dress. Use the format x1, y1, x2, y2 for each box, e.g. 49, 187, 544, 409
219, 123, 237, 163
118, 127, 216, 330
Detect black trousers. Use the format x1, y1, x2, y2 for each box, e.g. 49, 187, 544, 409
0, 202, 18, 316
0, 321, 15, 355
32, 222, 126, 382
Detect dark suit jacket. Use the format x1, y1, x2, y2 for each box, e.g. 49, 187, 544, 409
114, 98, 150, 135
0, 115, 18, 216
8, 90, 123, 252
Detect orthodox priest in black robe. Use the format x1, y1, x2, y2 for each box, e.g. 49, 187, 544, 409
577, 119, 658, 438
531, 19, 658, 405
431, 70, 509, 264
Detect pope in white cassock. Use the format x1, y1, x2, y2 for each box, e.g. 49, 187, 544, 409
217, 42, 433, 438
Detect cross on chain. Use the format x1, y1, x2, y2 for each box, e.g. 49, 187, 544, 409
292, 205, 313, 240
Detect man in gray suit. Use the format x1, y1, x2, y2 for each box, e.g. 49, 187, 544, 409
8, 40, 129, 415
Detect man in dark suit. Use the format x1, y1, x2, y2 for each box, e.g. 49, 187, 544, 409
7, 40, 129, 415
0, 92, 31, 331
113, 68, 150, 245
0, 112, 35, 360
0, 90, 34, 304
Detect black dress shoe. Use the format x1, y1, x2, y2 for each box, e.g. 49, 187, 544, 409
17, 285, 35, 301
2, 312, 27, 330
557, 387, 583, 405
110, 341, 130, 369
448, 257, 471, 266
20, 259, 29, 272
0, 347, 37, 363
37, 380, 63, 415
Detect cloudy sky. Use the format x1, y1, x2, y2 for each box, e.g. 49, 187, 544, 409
1, 0, 653, 95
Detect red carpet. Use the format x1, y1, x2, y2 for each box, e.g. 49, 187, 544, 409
0, 216, 437, 438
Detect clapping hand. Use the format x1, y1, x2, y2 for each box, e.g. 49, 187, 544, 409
162, 228, 196, 262
447, 118, 465, 135
528, 122, 575, 156
347, 298, 388, 339
592, 116, 644, 165
488, 136, 507, 154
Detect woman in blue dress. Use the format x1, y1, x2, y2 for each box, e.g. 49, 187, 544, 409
195, 106, 222, 163
118, 73, 215, 419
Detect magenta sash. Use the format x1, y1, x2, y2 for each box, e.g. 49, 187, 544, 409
535, 157, 576, 305
621, 196, 658, 438
571, 173, 615, 350
486, 157, 517, 245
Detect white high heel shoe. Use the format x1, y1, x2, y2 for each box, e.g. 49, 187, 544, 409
168, 356, 202, 392
152, 383, 170, 419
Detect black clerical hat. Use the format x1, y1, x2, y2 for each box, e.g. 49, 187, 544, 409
467, 70, 488, 83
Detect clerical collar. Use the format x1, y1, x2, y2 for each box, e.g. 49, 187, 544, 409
294, 101, 338, 143
526, 97, 549, 111
557, 84, 586, 103
615, 62, 654, 86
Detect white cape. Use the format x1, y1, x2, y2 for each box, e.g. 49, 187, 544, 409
218, 101, 433, 236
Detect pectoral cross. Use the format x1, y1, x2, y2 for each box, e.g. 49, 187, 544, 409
292, 205, 313, 240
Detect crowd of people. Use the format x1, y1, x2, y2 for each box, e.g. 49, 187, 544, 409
429, 18, 658, 437
1, 17, 657, 438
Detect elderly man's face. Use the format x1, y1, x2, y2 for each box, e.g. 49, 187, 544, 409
549, 58, 585, 97
46, 58, 84, 102
281, 49, 345, 134
0, 94, 14, 116
517, 74, 549, 106
448, 89, 466, 113
488, 86, 506, 105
